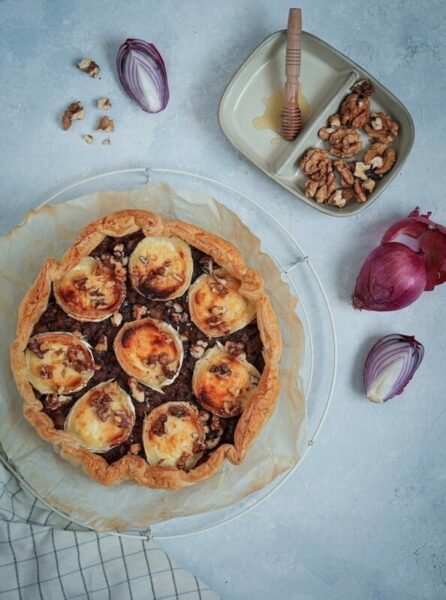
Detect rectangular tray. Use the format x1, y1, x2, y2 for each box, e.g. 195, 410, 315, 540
218, 31, 415, 217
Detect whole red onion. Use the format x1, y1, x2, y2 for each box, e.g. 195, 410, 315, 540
353, 242, 427, 311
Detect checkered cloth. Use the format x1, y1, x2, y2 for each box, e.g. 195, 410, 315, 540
0, 453, 219, 600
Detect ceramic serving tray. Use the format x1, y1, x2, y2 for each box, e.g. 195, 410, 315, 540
219, 31, 415, 217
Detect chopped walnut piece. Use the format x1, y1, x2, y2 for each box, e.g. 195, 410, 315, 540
94, 335, 108, 352
61, 101, 85, 130
340, 92, 370, 128
132, 304, 147, 320
318, 126, 336, 141
364, 143, 396, 174
351, 79, 374, 97
172, 303, 183, 313
151, 413, 167, 436
190, 340, 208, 359
27, 339, 45, 359
192, 439, 206, 454
353, 161, 371, 181
210, 305, 226, 316
169, 405, 188, 418
129, 378, 145, 403
209, 362, 232, 378
158, 352, 171, 366
328, 188, 355, 208
91, 393, 112, 421
305, 172, 337, 204
329, 113, 342, 128
83, 134, 94, 144
114, 411, 132, 429
102, 137, 111, 146
77, 58, 100, 78
97, 116, 114, 132
39, 364, 53, 379
333, 160, 354, 186
329, 127, 362, 159
199, 256, 214, 274
97, 97, 112, 109
207, 315, 223, 328
111, 312, 123, 327
226, 341, 245, 358
129, 443, 141, 455
45, 394, 71, 411
364, 112, 399, 143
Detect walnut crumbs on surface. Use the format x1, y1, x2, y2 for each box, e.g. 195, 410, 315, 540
298, 79, 399, 209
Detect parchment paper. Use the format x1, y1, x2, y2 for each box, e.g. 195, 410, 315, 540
0, 183, 306, 531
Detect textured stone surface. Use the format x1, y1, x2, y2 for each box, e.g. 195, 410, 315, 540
1, 1, 445, 598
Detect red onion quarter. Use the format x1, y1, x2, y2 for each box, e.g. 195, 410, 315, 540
353, 243, 427, 311
116, 39, 169, 113
364, 334, 424, 403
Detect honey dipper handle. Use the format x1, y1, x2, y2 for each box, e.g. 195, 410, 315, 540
285, 8, 302, 103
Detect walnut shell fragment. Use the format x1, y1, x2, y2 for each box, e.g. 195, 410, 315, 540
77, 58, 100, 78
61, 101, 85, 131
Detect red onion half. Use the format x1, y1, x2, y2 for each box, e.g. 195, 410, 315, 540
382, 208, 446, 291
116, 39, 169, 113
364, 334, 424, 403
353, 242, 427, 311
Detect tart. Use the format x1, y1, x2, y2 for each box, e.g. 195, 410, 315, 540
10, 210, 282, 489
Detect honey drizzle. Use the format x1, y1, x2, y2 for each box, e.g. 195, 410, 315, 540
252, 87, 310, 143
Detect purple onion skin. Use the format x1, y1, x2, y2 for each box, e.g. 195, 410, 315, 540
364, 334, 424, 403
116, 38, 169, 113
353, 242, 427, 311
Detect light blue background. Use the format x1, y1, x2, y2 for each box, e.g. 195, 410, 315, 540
1, 1, 445, 598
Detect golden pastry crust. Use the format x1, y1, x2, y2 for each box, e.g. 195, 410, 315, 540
10, 210, 282, 489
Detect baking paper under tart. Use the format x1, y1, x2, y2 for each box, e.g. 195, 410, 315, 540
113, 317, 184, 391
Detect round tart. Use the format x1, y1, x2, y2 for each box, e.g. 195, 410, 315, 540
11, 209, 282, 489
65, 380, 135, 453
192, 343, 261, 418
188, 268, 256, 337
114, 317, 183, 391
54, 256, 126, 322
142, 401, 205, 470
129, 236, 193, 300
25, 332, 95, 394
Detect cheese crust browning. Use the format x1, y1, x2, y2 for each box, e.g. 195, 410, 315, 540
10, 210, 282, 489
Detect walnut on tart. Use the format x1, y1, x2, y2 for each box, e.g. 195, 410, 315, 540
143, 402, 206, 471
25, 332, 95, 394
65, 380, 135, 453
54, 256, 126, 322
192, 343, 260, 418
129, 236, 193, 300
188, 268, 256, 337
114, 317, 183, 391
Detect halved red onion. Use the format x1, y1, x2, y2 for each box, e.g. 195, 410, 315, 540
364, 334, 424, 403
382, 208, 446, 291
353, 242, 427, 311
116, 39, 169, 113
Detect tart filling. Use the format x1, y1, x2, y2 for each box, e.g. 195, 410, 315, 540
188, 268, 256, 337
114, 317, 183, 391
192, 343, 261, 418
54, 256, 126, 322
142, 401, 205, 470
129, 236, 193, 300
65, 380, 135, 453
25, 332, 95, 394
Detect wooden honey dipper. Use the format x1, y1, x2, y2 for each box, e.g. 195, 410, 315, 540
280, 8, 303, 141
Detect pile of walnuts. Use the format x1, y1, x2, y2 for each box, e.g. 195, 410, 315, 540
299, 80, 399, 208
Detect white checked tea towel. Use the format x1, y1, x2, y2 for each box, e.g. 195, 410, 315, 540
0, 452, 219, 600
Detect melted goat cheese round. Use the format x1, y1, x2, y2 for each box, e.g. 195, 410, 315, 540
143, 402, 205, 470
25, 332, 95, 394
